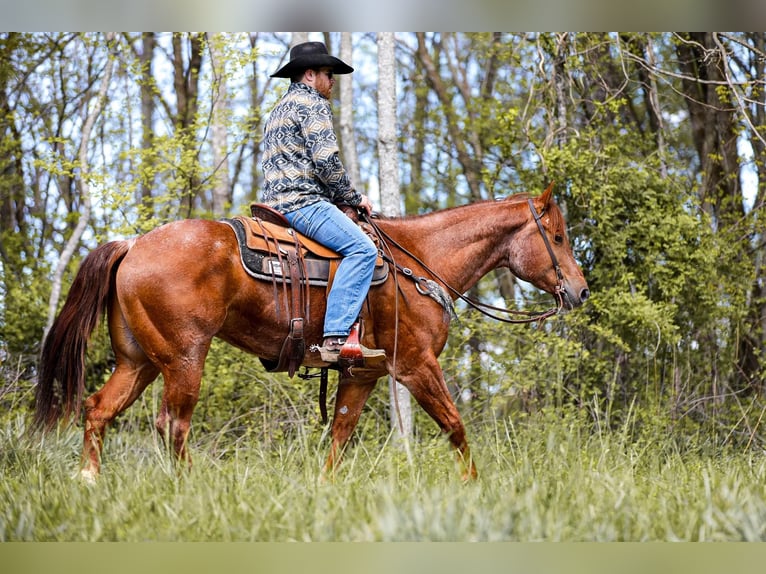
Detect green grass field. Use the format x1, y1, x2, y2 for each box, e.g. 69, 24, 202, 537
3, 404, 766, 542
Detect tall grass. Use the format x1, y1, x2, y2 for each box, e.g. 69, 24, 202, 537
3, 404, 766, 541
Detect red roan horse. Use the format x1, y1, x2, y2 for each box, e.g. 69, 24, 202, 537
34, 184, 588, 482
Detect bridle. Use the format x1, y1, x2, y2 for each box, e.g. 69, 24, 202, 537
527, 198, 566, 305
367, 198, 566, 325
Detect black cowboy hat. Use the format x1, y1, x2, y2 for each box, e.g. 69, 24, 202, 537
270, 41, 354, 78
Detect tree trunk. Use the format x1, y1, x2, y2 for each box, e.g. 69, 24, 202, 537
247, 32, 264, 203
676, 32, 743, 228
415, 33, 484, 201
747, 33, 766, 390
377, 32, 413, 442
403, 51, 427, 214
291, 33, 309, 47
171, 33, 204, 212
339, 32, 362, 190
208, 33, 230, 216
138, 32, 155, 205
0, 33, 26, 255
713, 32, 766, 389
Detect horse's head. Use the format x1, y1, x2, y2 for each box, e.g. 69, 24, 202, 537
507, 183, 589, 311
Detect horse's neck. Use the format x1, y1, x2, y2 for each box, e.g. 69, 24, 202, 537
383, 201, 527, 294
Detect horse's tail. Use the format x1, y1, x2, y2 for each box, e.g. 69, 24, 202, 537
34, 240, 132, 432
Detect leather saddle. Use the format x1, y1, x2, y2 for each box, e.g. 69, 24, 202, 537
225, 206, 388, 288
222, 203, 388, 378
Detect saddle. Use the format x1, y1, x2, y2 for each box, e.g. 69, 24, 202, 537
222, 203, 389, 378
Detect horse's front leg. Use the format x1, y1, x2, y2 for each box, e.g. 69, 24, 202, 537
398, 357, 478, 481
323, 374, 378, 478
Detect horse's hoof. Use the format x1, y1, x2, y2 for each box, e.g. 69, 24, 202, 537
79, 468, 99, 485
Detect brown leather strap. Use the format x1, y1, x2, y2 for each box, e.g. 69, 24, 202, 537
318, 368, 328, 424
254, 216, 288, 322
283, 249, 306, 377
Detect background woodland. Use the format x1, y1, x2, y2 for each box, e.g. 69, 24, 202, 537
1, 32, 765, 448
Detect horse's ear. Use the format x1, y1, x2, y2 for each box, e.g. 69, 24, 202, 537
537, 181, 555, 209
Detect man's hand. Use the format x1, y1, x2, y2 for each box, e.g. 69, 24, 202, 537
357, 194, 374, 217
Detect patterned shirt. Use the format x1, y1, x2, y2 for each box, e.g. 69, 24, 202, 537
261, 82, 362, 213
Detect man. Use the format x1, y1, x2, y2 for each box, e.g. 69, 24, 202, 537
262, 41, 385, 365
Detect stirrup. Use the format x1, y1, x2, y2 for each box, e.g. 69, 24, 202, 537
319, 323, 385, 367
318, 344, 385, 365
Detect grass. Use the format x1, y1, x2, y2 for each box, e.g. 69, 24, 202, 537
3, 406, 766, 542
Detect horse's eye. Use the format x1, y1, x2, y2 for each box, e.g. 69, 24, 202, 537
554, 234, 564, 245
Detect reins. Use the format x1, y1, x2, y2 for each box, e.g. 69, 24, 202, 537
365, 199, 565, 325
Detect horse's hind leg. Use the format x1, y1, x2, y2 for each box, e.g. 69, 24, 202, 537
153, 345, 210, 469
81, 312, 160, 482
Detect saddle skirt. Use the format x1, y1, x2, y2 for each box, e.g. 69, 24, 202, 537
223, 215, 389, 287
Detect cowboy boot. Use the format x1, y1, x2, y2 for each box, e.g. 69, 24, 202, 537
319, 322, 385, 366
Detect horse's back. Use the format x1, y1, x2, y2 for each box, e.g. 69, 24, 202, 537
134, 218, 235, 252
122, 219, 238, 277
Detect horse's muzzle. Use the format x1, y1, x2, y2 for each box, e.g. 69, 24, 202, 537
561, 284, 590, 310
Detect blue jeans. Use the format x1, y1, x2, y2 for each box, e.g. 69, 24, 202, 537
284, 201, 378, 338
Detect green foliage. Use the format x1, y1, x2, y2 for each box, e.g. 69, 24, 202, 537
430, 103, 760, 437
526, 120, 753, 426
0, 278, 48, 358
0, 231, 51, 359
194, 340, 328, 445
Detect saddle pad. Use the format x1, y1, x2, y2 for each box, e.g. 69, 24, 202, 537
223, 217, 389, 288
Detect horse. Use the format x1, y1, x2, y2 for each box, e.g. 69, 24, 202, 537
34, 184, 589, 482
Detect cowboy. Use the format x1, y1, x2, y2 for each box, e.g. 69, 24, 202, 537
261, 41, 385, 365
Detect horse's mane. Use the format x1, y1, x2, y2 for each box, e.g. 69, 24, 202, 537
372, 191, 564, 232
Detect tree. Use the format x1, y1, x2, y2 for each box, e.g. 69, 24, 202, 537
339, 32, 362, 188
171, 32, 204, 215
413, 33, 519, 405
291, 33, 309, 47
377, 32, 413, 441
710, 32, 766, 389
207, 33, 231, 217
676, 33, 743, 227
45, 33, 116, 336
137, 32, 156, 204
